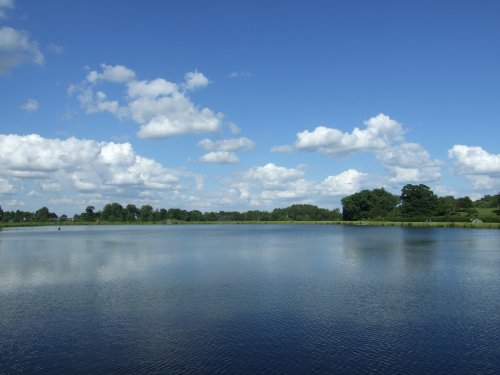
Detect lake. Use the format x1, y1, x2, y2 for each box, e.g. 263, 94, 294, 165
1, 224, 499, 374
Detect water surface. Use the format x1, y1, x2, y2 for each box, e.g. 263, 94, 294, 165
1, 225, 499, 374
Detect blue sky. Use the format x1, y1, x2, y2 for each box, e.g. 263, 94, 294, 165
1, 0, 499, 215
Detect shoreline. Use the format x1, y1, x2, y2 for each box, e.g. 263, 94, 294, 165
1, 220, 499, 229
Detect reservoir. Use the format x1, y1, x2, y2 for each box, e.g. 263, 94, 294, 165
1, 225, 499, 374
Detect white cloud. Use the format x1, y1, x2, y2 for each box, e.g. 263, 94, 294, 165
0, 176, 14, 193
447, 145, 500, 194
271, 145, 294, 153
198, 137, 254, 152
321, 169, 366, 196
294, 113, 404, 156
448, 145, 500, 175
20, 98, 39, 112
184, 70, 209, 90
244, 163, 304, 187
229, 163, 368, 206
234, 163, 309, 204
0, 134, 201, 208
377, 143, 442, 184
198, 137, 254, 164
200, 151, 239, 164
0, 26, 44, 73
465, 175, 500, 190
0, 0, 14, 20
127, 78, 177, 98
73, 64, 222, 138
86, 63, 136, 83
228, 122, 241, 134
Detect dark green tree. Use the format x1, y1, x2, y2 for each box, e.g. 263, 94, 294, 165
139, 204, 154, 221
436, 196, 456, 215
35, 207, 50, 221
341, 188, 398, 220
101, 203, 125, 221
125, 204, 139, 221
400, 184, 438, 218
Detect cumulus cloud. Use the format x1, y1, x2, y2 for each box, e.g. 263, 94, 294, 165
86, 64, 136, 83
229, 163, 367, 206
294, 113, 404, 156
198, 137, 254, 164
0, 134, 201, 208
320, 169, 367, 196
72, 64, 222, 138
0, 176, 14, 193
448, 145, 500, 175
200, 151, 239, 164
271, 145, 294, 153
198, 137, 254, 152
228, 122, 241, 134
0, 0, 14, 20
20, 98, 39, 112
184, 70, 209, 90
447, 145, 500, 193
0, 26, 44, 73
127, 78, 177, 98
377, 143, 442, 184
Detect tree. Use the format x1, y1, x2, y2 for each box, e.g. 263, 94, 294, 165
138, 204, 153, 221
187, 210, 203, 222
456, 196, 473, 211
125, 204, 139, 221
101, 203, 125, 221
436, 196, 456, 215
400, 184, 438, 218
341, 188, 399, 220
80, 206, 96, 221
35, 207, 50, 221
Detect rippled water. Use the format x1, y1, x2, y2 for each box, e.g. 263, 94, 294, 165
1, 225, 499, 374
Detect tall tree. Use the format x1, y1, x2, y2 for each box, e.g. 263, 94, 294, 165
341, 188, 398, 220
101, 203, 125, 221
139, 205, 154, 221
35, 207, 50, 221
400, 184, 438, 218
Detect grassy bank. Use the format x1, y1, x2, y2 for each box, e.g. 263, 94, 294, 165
1, 220, 499, 229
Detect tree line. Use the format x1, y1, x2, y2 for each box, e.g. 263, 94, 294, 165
0, 203, 342, 223
341, 184, 500, 222
1, 184, 499, 224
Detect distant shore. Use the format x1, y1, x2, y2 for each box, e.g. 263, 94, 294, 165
1, 220, 499, 229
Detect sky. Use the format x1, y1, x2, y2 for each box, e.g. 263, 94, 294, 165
1, 0, 499, 216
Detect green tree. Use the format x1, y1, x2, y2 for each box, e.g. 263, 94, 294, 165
80, 206, 96, 221
341, 188, 398, 220
436, 196, 456, 215
139, 204, 154, 221
455, 196, 473, 211
35, 207, 50, 221
125, 204, 139, 221
187, 210, 203, 222
101, 203, 125, 221
400, 184, 438, 218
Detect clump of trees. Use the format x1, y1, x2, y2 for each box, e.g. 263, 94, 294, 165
341, 185, 500, 222
70, 203, 342, 223
1, 188, 499, 224
341, 188, 399, 220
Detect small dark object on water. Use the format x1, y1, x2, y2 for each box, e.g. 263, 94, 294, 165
58, 227, 61, 231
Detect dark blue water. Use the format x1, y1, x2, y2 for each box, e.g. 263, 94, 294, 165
1, 225, 499, 374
